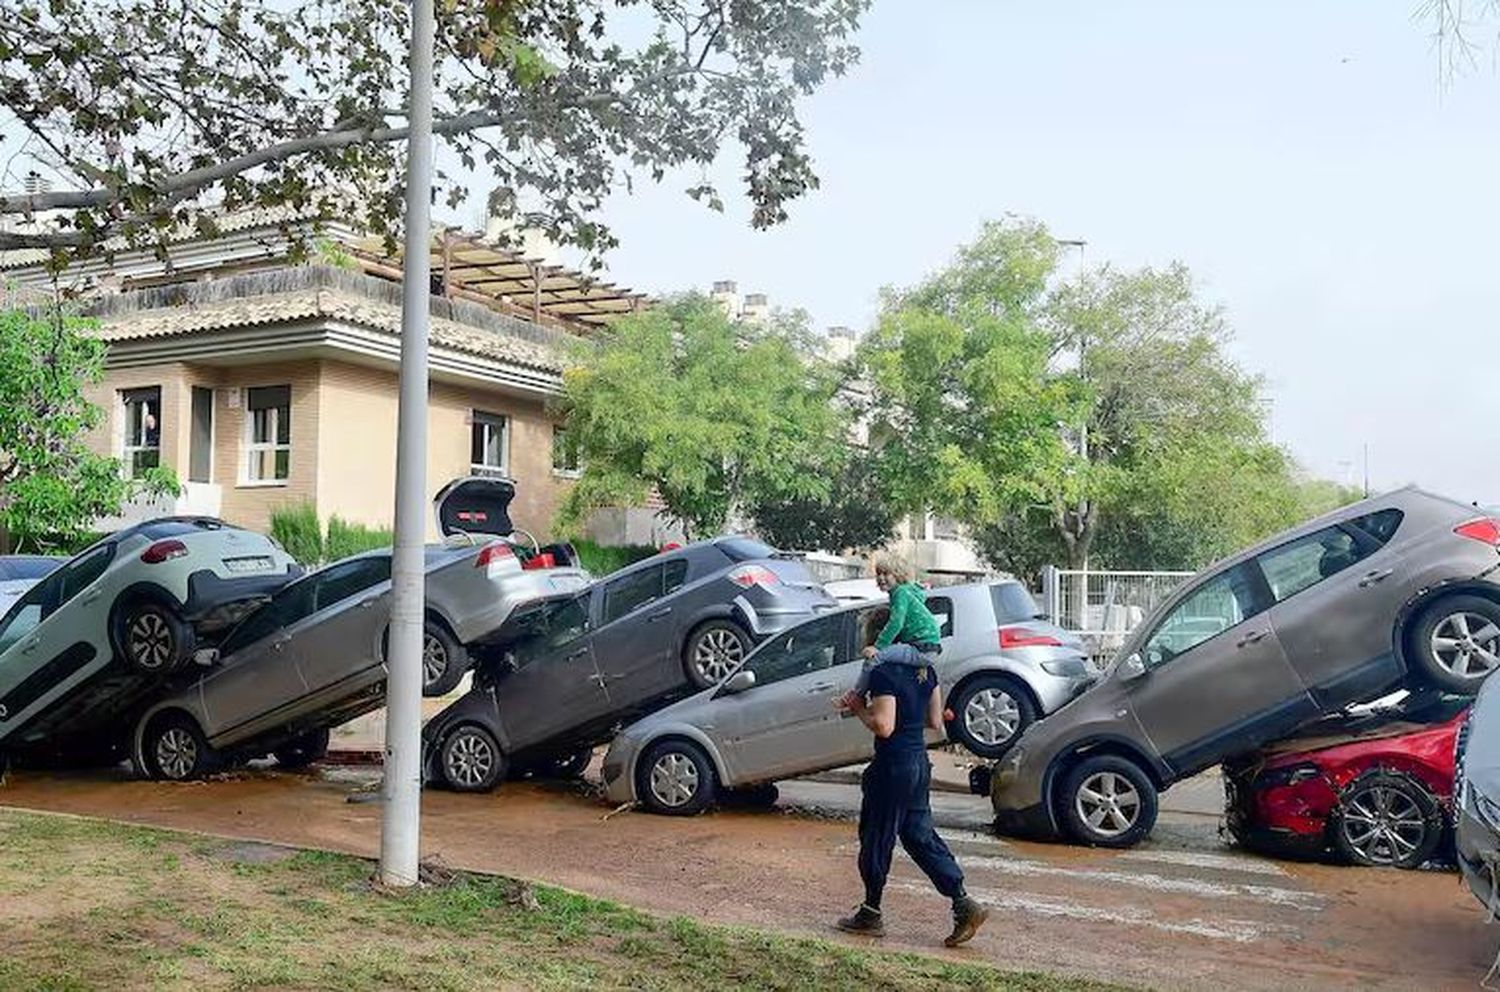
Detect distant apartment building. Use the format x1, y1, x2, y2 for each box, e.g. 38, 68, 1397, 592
0, 206, 643, 540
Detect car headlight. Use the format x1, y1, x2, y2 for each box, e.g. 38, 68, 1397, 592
1258, 763, 1322, 788
1476, 791, 1500, 833
1040, 658, 1089, 678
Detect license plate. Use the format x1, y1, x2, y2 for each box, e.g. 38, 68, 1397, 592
224, 556, 274, 574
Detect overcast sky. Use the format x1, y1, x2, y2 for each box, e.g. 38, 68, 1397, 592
540, 1, 1500, 503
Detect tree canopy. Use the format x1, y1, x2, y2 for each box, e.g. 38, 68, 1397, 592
0, 0, 869, 262
0, 308, 177, 550
556, 296, 846, 539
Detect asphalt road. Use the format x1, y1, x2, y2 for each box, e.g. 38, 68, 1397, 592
0, 762, 1494, 991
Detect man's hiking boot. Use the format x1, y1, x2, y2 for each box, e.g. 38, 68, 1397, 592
945, 896, 989, 947
836, 904, 886, 937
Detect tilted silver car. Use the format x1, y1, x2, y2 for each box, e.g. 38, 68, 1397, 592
993, 488, 1500, 849
600, 581, 1094, 815
0, 518, 300, 759
1457, 673, 1500, 912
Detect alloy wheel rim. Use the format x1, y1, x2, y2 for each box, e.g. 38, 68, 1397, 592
649, 752, 700, 808
1075, 771, 1141, 838
156, 727, 197, 780
129, 613, 173, 670
1431, 612, 1500, 679
1341, 786, 1427, 865
423, 634, 447, 686
446, 732, 494, 787
964, 688, 1021, 746
693, 630, 744, 683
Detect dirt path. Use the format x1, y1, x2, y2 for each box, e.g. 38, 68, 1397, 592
1, 764, 1491, 991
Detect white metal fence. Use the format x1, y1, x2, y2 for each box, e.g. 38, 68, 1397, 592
1040, 566, 1195, 666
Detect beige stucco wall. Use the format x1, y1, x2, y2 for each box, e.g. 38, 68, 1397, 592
90, 356, 571, 540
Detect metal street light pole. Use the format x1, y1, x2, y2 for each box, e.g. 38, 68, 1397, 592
380, 0, 436, 888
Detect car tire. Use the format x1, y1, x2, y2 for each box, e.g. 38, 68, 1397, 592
439, 724, 507, 793
1407, 595, 1500, 694
947, 674, 1036, 760
1059, 754, 1159, 848
683, 620, 752, 690
1329, 771, 1443, 869
119, 601, 194, 676
273, 729, 331, 770
421, 620, 468, 697
142, 714, 219, 782
636, 739, 717, 816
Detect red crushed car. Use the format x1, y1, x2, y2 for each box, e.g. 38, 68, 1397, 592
1223, 692, 1469, 868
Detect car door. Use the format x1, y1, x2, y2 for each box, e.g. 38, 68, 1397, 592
492, 592, 611, 750
197, 579, 317, 740
1258, 509, 1410, 705
0, 545, 115, 731
712, 613, 856, 782
292, 557, 393, 696
1127, 560, 1316, 778
589, 560, 688, 706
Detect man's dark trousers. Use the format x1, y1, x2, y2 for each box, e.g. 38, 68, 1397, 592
857, 753, 965, 908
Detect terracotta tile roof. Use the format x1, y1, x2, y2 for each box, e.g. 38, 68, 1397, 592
93, 285, 564, 373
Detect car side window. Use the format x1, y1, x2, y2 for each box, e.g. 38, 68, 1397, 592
0, 589, 45, 654
543, 595, 590, 650
1256, 526, 1374, 604
746, 615, 845, 687
663, 560, 688, 597
603, 564, 665, 624
1348, 509, 1403, 545
313, 558, 392, 611
220, 581, 317, 655
1143, 563, 1268, 667
58, 545, 115, 608
927, 596, 955, 638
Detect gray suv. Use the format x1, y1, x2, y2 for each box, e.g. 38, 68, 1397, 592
993, 488, 1500, 848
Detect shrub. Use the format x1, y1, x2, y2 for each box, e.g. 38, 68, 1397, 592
571, 539, 659, 576
270, 502, 324, 565
326, 515, 394, 562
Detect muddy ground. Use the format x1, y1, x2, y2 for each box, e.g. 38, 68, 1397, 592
0, 763, 1492, 991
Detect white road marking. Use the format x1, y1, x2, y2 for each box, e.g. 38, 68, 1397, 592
963, 855, 1321, 909
893, 882, 1290, 943
1117, 848, 1290, 877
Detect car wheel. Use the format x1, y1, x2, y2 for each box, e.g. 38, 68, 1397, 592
1409, 595, 1500, 693
1059, 754, 1159, 848
143, 715, 219, 782
1329, 771, 1443, 869
683, 621, 751, 689
636, 739, 717, 816
120, 602, 194, 675
273, 729, 331, 770
947, 674, 1036, 760
421, 621, 468, 697
440, 724, 507, 793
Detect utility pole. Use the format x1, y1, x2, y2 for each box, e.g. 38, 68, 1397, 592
380, 0, 435, 888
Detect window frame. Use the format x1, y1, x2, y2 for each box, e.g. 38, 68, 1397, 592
742, 613, 849, 688
120, 386, 162, 480
601, 563, 667, 625
311, 557, 393, 612
1254, 523, 1382, 607
242, 385, 291, 486
469, 410, 509, 478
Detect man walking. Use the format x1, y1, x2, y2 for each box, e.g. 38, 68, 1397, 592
837, 647, 989, 946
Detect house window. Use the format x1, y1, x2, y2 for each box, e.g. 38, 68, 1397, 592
121, 387, 161, 479
470, 411, 508, 478
244, 385, 291, 483
552, 425, 580, 476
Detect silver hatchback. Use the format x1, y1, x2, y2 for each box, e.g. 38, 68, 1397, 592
600, 581, 1093, 815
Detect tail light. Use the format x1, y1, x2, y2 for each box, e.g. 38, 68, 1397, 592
141, 539, 189, 564
727, 564, 779, 589
522, 552, 557, 572
1456, 518, 1500, 548
474, 542, 516, 571
999, 626, 1064, 650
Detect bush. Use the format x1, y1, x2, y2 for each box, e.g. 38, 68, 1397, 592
571, 539, 659, 576
326, 515, 394, 561
270, 502, 324, 565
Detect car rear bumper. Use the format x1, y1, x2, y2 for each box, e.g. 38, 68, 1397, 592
185, 566, 302, 631
1029, 670, 1095, 714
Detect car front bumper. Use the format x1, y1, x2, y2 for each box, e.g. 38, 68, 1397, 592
600, 738, 641, 804
1457, 800, 1500, 913
990, 744, 1057, 836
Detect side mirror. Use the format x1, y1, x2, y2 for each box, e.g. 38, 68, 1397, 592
724, 670, 756, 694
1119, 652, 1147, 681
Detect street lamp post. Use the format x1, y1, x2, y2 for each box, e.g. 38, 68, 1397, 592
380, 0, 436, 888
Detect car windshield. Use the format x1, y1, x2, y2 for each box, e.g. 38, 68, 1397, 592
991, 582, 1045, 623
716, 537, 779, 563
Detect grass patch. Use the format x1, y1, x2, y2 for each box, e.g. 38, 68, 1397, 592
0, 809, 1131, 992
